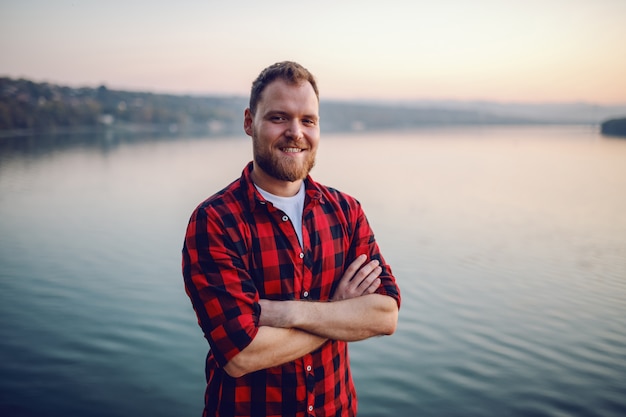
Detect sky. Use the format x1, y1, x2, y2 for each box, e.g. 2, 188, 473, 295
1, 0, 625, 104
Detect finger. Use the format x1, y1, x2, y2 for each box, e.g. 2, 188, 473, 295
351, 259, 379, 283
333, 258, 362, 300
333, 255, 378, 301
343, 254, 368, 280
356, 266, 382, 292
362, 278, 381, 295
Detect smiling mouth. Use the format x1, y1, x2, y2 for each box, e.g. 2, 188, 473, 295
281, 147, 304, 153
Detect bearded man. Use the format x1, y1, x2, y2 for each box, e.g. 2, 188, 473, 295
182, 61, 401, 417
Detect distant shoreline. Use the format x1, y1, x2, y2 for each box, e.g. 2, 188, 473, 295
2, 76, 625, 137
0, 121, 604, 141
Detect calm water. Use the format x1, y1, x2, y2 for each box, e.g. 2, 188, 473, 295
1, 126, 625, 417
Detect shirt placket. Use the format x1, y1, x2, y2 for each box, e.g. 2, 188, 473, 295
270, 193, 319, 415
275, 210, 306, 298
304, 355, 315, 416
301, 200, 316, 415
300, 197, 317, 302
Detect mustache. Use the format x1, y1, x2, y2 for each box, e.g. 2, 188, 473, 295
279, 139, 308, 149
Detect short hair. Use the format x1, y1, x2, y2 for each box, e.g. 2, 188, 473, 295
249, 61, 319, 114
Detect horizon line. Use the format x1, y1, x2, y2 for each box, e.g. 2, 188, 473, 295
2, 74, 626, 107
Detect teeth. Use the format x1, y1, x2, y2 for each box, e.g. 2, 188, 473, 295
282, 148, 302, 153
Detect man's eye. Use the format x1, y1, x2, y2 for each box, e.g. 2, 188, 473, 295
303, 119, 316, 126
270, 116, 286, 122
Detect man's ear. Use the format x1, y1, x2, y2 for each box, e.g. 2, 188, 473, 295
243, 108, 253, 137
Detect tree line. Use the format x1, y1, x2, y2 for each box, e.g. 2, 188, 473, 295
7, 76, 601, 136
600, 118, 626, 137
0, 77, 245, 132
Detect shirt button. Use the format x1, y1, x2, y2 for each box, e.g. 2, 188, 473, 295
282, 215, 289, 221
306, 365, 312, 372
299, 252, 304, 259
303, 290, 309, 298
308, 405, 314, 412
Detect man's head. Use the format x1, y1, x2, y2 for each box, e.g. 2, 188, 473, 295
244, 62, 321, 196
249, 61, 319, 116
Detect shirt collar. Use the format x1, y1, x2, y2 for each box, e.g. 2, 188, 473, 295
240, 161, 324, 212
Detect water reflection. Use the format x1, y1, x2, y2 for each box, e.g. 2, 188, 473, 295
0, 128, 240, 161
1, 126, 625, 417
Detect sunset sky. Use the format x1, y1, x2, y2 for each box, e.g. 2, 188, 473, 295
1, 0, 625, 104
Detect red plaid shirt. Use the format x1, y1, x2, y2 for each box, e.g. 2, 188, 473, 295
183, 162, 401, 417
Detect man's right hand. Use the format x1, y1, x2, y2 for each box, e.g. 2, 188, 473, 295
331, 254, 382, 301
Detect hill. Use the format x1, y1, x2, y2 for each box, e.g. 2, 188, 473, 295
2, 77, 625, 136
601, 118, 626, 137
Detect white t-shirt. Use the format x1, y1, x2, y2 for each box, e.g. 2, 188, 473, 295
255, 182, 306, 248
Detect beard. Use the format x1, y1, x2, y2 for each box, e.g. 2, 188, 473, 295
253, 137, 316, 182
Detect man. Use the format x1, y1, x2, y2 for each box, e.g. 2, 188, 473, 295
182, 61, 401, 417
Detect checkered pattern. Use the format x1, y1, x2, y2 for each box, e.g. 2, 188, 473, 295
183, 162, 401, 417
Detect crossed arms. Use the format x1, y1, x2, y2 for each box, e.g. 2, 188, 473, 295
223, 255, 399, 378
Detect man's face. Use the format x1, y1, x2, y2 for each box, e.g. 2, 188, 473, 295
244, 79, 320, 183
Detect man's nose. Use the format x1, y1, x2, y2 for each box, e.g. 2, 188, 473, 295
286, 120, 303, 139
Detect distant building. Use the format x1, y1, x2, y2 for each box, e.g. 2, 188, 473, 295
98, 114, 115, 125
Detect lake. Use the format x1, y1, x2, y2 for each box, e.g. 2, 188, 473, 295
1, 125, 625, 417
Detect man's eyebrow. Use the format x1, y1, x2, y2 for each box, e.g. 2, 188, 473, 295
263, 109, 288, 116
263, 110, 318, 119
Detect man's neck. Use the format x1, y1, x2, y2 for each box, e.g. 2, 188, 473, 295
251, 164, 303, 197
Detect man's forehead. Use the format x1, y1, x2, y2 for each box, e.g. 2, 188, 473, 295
257, 80, 319, 112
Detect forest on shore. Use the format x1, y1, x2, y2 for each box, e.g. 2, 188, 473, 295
2, 77, 625, 137
0, 77, 243, 135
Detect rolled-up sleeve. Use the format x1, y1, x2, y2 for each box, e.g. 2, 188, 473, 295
351, 203, 401, 309
182, 205, 259, 367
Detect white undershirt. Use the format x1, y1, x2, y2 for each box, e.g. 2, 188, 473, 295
255, 182, 306, 248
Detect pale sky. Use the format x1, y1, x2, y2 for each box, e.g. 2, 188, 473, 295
1, 0, 625, 104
